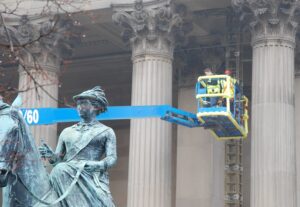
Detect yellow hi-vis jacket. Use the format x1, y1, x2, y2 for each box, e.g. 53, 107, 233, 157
221, 77, 237, 98
200, 79, 222, 94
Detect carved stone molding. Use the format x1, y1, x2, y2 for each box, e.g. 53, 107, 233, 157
112, 1, 184, 59
232, 0, 300, 45
0, 16, 55, 48
0, 15, 76, 73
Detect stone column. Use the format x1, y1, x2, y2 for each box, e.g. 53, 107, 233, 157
232, 1, 299, 206
113, 2, 182, 207
18, 54, 60, 149
295, 66, 300, 207
15, 16, 65, 149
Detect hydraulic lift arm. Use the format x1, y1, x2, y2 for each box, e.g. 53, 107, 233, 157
20, 105, 203, 128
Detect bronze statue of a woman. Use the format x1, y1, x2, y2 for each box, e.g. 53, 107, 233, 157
39, 86, 117, 207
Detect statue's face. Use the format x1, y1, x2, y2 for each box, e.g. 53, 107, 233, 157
76, 99, 97, 119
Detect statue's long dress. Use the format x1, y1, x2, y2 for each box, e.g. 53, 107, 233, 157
50, 122, 117, 207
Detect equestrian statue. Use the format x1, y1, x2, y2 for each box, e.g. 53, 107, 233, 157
0, 86, 117, 207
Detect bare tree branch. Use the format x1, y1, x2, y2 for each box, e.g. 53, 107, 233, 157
0, 0, 87, 106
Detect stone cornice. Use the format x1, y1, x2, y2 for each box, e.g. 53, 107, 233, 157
112, 0, 170, 12
232, 0, 300, 44
1, 0, 165, 18
0, 0, 101, 17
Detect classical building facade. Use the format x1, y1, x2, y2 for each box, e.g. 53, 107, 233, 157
1, 0, 300, 207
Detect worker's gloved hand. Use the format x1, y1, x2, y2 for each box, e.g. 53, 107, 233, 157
84, 161, 103, 173
38, 143, 55, 159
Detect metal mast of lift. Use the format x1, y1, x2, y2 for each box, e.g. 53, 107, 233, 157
224, 10, 244, 207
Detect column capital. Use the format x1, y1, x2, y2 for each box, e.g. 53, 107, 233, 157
113, 1, 185, 59
232, 0, 300, 45
0, 15, 74, 73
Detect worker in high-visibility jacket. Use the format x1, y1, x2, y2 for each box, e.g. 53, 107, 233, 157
222, 69, 237, 98
220, 69, 238, 112
201, 68, 222, 107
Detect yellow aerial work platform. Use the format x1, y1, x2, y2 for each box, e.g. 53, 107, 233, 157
195, 75, 249, 140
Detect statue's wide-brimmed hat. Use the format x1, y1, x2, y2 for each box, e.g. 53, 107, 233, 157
73, 86, 108, 112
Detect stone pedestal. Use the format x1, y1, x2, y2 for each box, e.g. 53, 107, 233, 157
113, 2, 182, 207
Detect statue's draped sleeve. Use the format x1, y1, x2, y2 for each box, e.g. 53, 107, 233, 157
97, 128, 117, 171
49, 131, 66, 165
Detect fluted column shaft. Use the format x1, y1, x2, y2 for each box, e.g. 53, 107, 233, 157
295, 73, 300, 207
113, 2, 183, 206
251, 35, 296, 207
19, 65, 59, 149
128, 52, 173, 207
11, 16, 68, 149
231, 1, 299, 206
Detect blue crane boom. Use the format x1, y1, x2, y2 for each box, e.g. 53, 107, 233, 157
18, 75, 249, 140
20, 105, 203, 128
